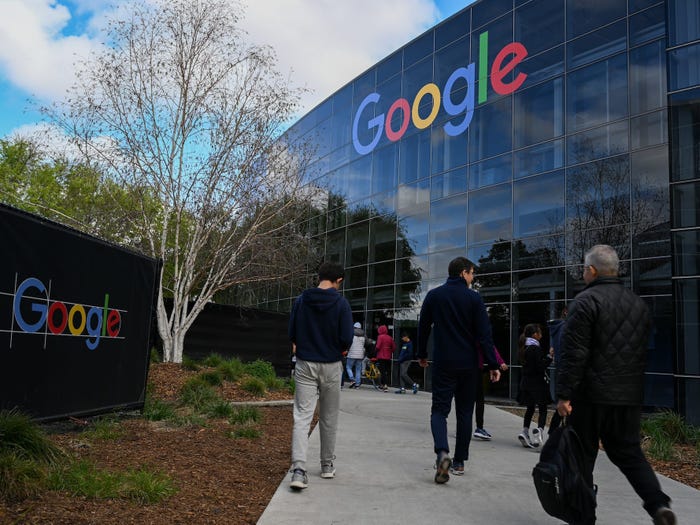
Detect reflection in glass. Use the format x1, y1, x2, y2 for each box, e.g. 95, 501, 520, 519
631, 145, 669, 227
435, 36, 470, 87
565, 225, 631, 268
672, 182, 700, 228
631, 110, 667, 150
369, 217, 397, 262
567, 121, 628, 165
396, 257, 427, 283
429, 248, 466, 281
513, 236, 564, 270
399, 132, 431, 184
633, 258, 671, 296
435, 9, 469, 50
514, 139, 564, 179
675, 279, 700, 375
345, 265, 368, 289
431, 167, 467, 200
326, 230, 345, 265
429, 194, 468, 252
630, 40, 666, 115
629, 4, 665, 46
669, 43, 700, 91
468, 184, 512, 244
398, 213, 429, 256
673, 231, 700, 276
515, 0, 564, 57
644, 297, 673, 374
514, 171, 565, 238
372, 144, 397, 195
514, 268, 565, 302
514, 77, 564, 148
344, 288, 367, 311
567, 21, 626, 69
346, 222, 369, 266
367, 285, 395, 312
369, 261, 395, 287
567, 53, 627, 133
668, 0, 700, 46
566, 0, 626, 39
520, 46, 564, 86
431, 127, 468, 174
469, 153, 511, 189
670, 89, 700, 182
469, 96, 513, 162
469, 241, 511, 273
397, 178, 430, 216
474, 272, 511, 304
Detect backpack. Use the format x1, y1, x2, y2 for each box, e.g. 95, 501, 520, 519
532, 421, 597, 523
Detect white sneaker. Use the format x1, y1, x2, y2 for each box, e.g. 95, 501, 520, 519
518, 430, 537, 449
531, 427, 544, 446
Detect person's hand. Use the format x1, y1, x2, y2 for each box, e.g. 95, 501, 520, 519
500, 363, 508, 371
419, 358, 429, 368
557, 399, 572, 417
489, 369, 501, 382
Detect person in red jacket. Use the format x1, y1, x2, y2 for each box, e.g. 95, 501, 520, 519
374, 325, 395, 392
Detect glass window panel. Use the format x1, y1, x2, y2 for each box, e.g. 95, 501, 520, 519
431, 167, 468, 200
470, 153, 512, 189
344, 288, 366, 311
469, 96, 513, 162
346, 221, 369, 266
567, 121, 629, 166
643, 374, 675, 408
326, 230, 346, 266
672, 182, 700, 228
399, 131, 431, 184
567, 156, 630, 231
565, 225, 631, 266
644, 296, 674, 376
326, 203, 346, 231
474, 272, 512, 304
436, 9, 470, 50
668, 0, 700, 46
429, 194, 468, 251
514, 77, 564, 148
471, 13, 513, 76
633, 257, 671, 296
669, 43, 700, 91
372, 143, 397, 195
631, 145, 669, 226
403, 56, 434, 104
428, 248, 467, 280
473, 0, 512, 30
670, 89, 700, 182
675, 279, 700, 375
673, 231, 700, 276
404, 31, 434, 67
514, 170, 565, 238
568, 21, 626, 69
377, 51, 402, 84
630, 0, 661, 13
514, 139, 565, 179
513, 235, 565, 270
370, 190, 396, 216
629, 4, 665, 46
566, 0, 626, 39
398, 212, 430, 256
347, 199, 372, 225
631, 110, 667, 150
515, 0, 564, 56
395, 281, 423, 310
431, 127, 468, 174
435, 35, 470, 87
353, 69, 376, 107
567, 53, 628, 133
514, 268, 565, 302
396, 257, 426, 284
397, 178, 430, 216
519, 46, 565, 86
369, 261, 396, 287
633, 224, 670, 259
469, 240, 512, 273
679, 378, 700, 423
345, 265, 368, 289
468, 183, 512, 244
630, 40, 666, 115
369, 217, 397, 263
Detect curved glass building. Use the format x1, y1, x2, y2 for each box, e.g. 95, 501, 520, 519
265, 0, 700, 423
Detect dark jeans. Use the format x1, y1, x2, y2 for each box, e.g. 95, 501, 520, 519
377, 359, 391, 387
570, 401, 671, 523
475, 371, 485, 428
430, 366, 478, 463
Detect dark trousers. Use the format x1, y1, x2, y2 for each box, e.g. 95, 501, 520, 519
430, 367, 478, 463
570, 401, 670, 522
377, 359, 391, 387
475, 371, 485, 428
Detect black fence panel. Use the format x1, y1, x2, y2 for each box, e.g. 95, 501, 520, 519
0, 204, 159, 421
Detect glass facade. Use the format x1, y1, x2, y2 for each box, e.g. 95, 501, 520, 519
265, 0, 700, 422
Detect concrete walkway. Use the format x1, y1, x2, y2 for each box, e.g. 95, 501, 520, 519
258, 386, 699, 524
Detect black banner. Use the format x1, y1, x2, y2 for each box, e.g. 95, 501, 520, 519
0, 204, 159, 421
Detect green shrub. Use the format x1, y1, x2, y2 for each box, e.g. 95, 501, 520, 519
0, 451, 46, 502
217, 358, 245, 382
228, 424, 262, 439
150, 347, 162, 363
264, 376, 286, 390
82, 417, 123, 441
198, 370, 223, 386
143, 398, 176, 421
229, 406, 261, 425
171, 413, 207, 428
202, 353, 225, 367
181, 355, 201, 371
287, 377, 295, 395
0, 409, 63, 463
121, 467, 177, 503
179, 377, 220, 411
207, 400, 234, 419
244, 359, 276, 381
239, 376, 266, 396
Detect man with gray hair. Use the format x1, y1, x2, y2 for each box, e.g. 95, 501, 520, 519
556, 245, 675, 524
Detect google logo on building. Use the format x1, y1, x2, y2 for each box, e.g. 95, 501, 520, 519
352, 31, 528, 155
11, 276, 124, 351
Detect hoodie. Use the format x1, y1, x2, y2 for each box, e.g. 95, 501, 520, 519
375, 325, 396, 360
288, 287, 354, 363
348, 325, 366, 359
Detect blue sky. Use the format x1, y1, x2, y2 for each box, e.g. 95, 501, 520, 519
0, 0, 475, 140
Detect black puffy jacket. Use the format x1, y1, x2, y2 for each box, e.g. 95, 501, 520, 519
556, 277, 651, 405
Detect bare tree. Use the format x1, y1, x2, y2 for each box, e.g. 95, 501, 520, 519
48, 0, 313, 362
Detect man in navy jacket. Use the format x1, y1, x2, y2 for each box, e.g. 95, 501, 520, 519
417, 257, 500, 483
288, 262, 353, 490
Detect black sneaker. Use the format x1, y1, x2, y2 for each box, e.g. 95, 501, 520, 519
653, 507, 676, 525
290, 468, 308, 490
434, 453, 451, 484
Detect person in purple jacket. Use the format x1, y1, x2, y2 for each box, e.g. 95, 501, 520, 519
287, 262, 354, 490
417, 257, 501, 483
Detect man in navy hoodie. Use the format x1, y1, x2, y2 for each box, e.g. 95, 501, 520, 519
288, 262, 354, 490
417, 257, 500, 483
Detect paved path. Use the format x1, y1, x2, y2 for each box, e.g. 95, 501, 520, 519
258, 386, 699, 524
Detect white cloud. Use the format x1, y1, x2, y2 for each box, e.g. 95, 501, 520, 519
242, 0, 441, 115
0, 0, 102, 100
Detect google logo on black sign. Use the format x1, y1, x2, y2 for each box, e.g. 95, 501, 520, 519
352, 31, 528, 155
10, 277, 123, 351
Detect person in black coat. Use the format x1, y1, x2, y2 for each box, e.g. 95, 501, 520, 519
556, 244, 675, 525
517, 323, 552, 448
